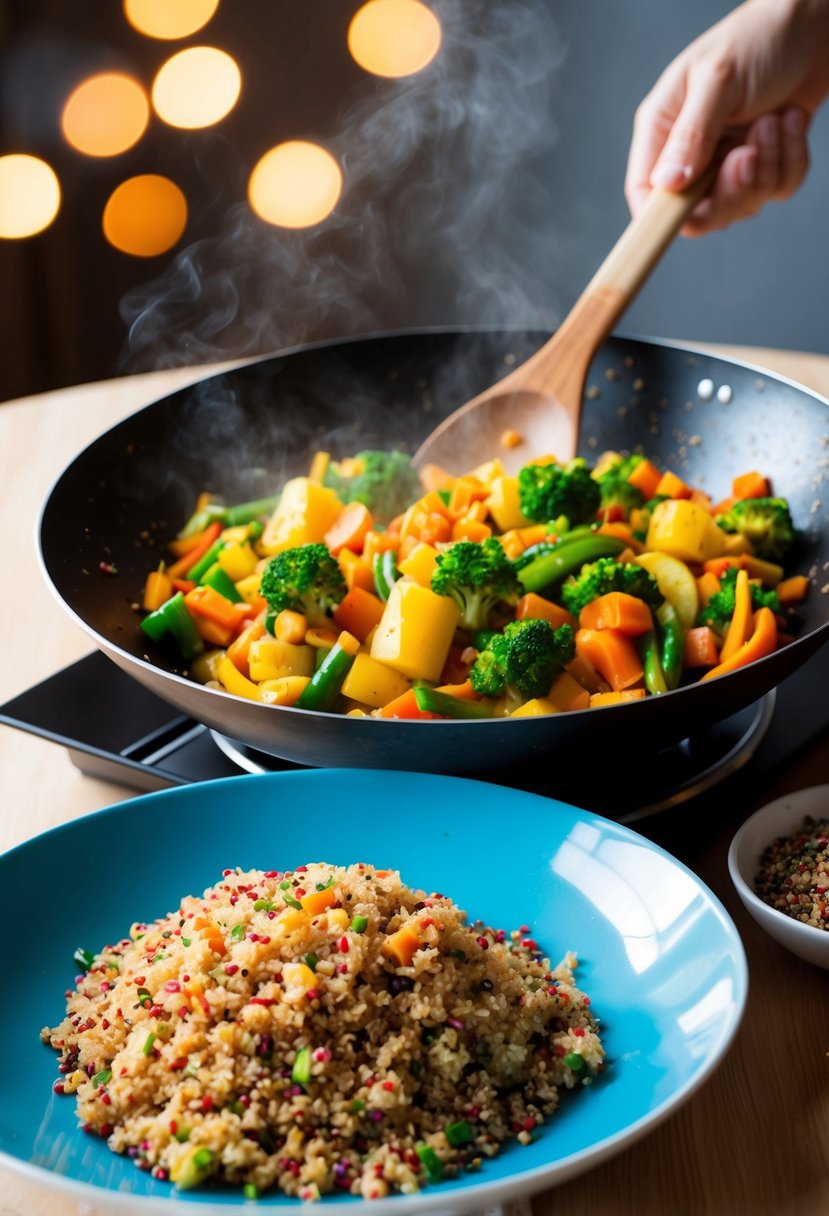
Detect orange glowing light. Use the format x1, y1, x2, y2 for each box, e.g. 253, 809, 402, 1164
348, 0, 441, 78
102, 174, 187, 256
123, 0, 220, 40
248, 141, 343, 230
152, 46, 241, 129
0, 154, 61, 239
61, 73, 150, 158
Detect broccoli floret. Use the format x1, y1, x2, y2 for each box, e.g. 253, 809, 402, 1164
260, 543, 346, 627
470, 618, 576, 702
596, 474, 645, 520
323, 450, 422, 524
518, 458, 601, 526
559, 556, 664, 616
715, 496, 797, 561
430, 538, 521, 632
697, 565, 781, 632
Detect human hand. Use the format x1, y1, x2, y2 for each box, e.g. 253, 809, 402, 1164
625, 0, 829, 235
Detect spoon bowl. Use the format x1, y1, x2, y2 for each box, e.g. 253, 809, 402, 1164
414, 177, 714, 475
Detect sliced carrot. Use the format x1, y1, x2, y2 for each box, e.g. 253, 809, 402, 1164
732, 470, 769, 501
363, 530, 400, 566
323, 501, 373, 556
451, 518, 493, 542
332, 586, 386, 641
701, 607, 777, 681
375, 689, 436, 719
518, 524, 550, 547
338, 548, 375, 593
184, 584, 253, 632
578, 592, 653, 636
589, 689, 646, 707
626, 458, 661, 500
597, 521, 642, 551
274, 609, 307, 644
696, 570, 721, 607
167, 521, 222, 579
683, 625, 720, 668
171, 577, 197, 594
777, 574, 810, 605
434, 679, 479, 700
192, 615, 235, 648
515, 592, 576, 630
718, 568, 752, 662
448, 475, 487, 517
654, 469, 693, 499
575, 627, 644, 691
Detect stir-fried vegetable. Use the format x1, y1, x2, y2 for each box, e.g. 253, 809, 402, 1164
136, 450, 809, 715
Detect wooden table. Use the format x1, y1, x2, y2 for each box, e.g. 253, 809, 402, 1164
1, 345, 828, 1215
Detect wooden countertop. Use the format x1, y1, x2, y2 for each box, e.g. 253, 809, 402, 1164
1, 343, 828, 1215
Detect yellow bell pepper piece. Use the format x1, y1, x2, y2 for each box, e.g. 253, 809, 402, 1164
217, 540, 258, 583
645, 499, 726, 563
370, 579, 460, 681
548, 671, 591, 712
397, 542, 440, 588
283, 961, 317, 992
339, 548, 376, 592
248, 638, 315, 682
259, 477, 342, 556
235, 572, 263, 606
510, 697, 559, 717
485, 475, 532, 532
340, 653, 411, 708
465, 457, 504, 487
217, 655, 266, 701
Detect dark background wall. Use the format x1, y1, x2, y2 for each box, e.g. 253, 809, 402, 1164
1, 0, 827, 404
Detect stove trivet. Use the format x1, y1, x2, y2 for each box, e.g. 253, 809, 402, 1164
209, 692, 776, 823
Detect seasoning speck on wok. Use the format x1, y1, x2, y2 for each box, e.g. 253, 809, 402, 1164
754, 816, 829, 928
42, 863, 605, 1201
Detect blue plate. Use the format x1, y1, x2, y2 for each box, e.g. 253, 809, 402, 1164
0, 771, 747, 1214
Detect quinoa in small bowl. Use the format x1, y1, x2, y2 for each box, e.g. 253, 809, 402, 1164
728, 784, 829, 969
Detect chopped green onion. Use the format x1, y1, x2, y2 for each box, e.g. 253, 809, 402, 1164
243, 1182, 260, 1200
445, 1119, 474, 1146
449, 949, 466, 961
291, 1046, 312, 1086
230, 924, 246, 941
73, 946, 95, 972
142, 1032, 157, 1056
181, 937, 191, 947
315, 876, 335, 892
283, 895, 303, 911
350, 915, 368, 933
93, 1069, 112, 1088
348, 1098, 366, 1114
415, 1142, 443, 1181
563, 1051, 584, 1071
174, 1127, 191, 1143
228, 1099, 244, 1116
303, 952, 318, 972
137, 988, 152, 1006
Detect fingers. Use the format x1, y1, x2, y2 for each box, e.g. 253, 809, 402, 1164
626, 53, 740, 217
680, 106, 810, 235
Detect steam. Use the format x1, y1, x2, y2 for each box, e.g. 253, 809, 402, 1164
120, 0, 564, 377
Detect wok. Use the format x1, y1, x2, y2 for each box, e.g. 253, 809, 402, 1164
39, 329, 829, 777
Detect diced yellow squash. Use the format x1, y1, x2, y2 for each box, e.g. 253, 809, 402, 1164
548, 671, 591, 712
339, 548, 375, 592
645, 499, 725, 563
510, 697, 559, 717
326, 908, 350, 930
382, 925, 421, 966
275, 906, 307, 935
300, 886, 337, 917
248, 638, 315, 682
283, 961, 317, 991
634, 551, 699, 628
259, 477, 342, 556
397, 541, 440, 587
370, 579, 460, 681
235, 572, 263, 605
485, 475, 532, 532
217, 541, 258, 582
465, 458, 504, 487
341, 653, 411, 708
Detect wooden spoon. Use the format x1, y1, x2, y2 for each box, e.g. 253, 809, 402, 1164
413, 176, 713, 476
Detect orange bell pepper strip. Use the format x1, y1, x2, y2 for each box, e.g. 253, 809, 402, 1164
184, 584, 252, 632
718, 568, 752, 663
226, 612, 267, 677
375, 689, 436, 719
575, 627, 644, 691
701, 607, 777, 681
578, 592, 653, 636
166, 521, 222, 580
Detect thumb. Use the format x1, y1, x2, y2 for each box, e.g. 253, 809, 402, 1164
650, 60, 738, 188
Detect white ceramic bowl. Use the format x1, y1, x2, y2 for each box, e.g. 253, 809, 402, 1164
728, 783, 829, 969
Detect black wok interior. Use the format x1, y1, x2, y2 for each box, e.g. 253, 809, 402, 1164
39, 330, 829, 774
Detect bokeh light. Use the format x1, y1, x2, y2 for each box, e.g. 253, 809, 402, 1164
151, 46, 241, 129
248, 141, 343, 229
61, 73, 149, 158
102, 174, 187, 256
0, 155, 61, 239
123, 0, 220, 40
348, 0, 442, 78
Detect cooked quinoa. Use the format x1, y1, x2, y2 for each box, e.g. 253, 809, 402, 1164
43, 862, 605, 1200
754, 816, 829, 928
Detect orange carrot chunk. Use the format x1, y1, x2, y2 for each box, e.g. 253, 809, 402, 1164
732, 470, 770, 501
324, 501, 374, 556
626, 458, 662, 500
578, 592, 653, 636
575, 627, 644, 691
515, 593, 576, 629
332, 586, 386, 642
776, 575, 810, 605
683, 625, 720, 668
